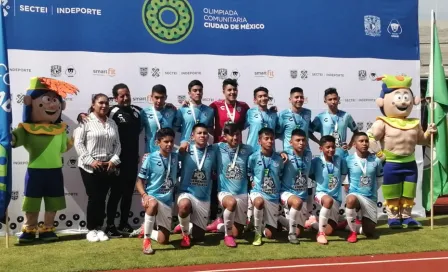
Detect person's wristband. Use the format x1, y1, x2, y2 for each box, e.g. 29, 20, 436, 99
142, 193, 148, 198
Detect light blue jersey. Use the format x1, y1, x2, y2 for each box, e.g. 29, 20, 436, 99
310, 110, 357, 158
278, 108, 312, 153
174, 104, 214, 144
245, 107, 279, 151
248, 152, 284, 203
178, 143, 217, 202
215, 143, 253, 195
138, 151, 179, 207
281, 150, 313, 201
141, 105, 177, 153
309, 155, 348, 203
345, 153, 383, 202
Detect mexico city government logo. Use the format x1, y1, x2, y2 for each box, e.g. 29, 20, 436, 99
142, 0, 194, 44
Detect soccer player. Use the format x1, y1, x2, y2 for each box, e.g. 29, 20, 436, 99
309, 135, 347, 245
176, 80, 214, 152
309, 88, 358, 158
245, 87, 279, 150
135, 128, 179, 254
177, 123, 218, 247
141, 84, 177, 153
206, 79, 250, 230
214, 123, 253, 247
280, 129, 312, 244
248, 128, 284, 246
343, 132, 383, 243
278, 87, 318, 152
209, 78, 250, 143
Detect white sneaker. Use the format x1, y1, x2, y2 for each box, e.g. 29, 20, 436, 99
96, 230, 109, 241
86, 230, 99, 242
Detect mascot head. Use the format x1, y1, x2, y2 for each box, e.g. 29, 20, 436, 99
23, 77, 79, 123
375, 75, 419, 118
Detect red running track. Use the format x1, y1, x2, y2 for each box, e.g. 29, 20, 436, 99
106, 251, 448, 272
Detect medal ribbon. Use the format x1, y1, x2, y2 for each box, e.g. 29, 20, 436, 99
261, 153, 272, 178
293, 153, 304, 176
224, 101, 236, 122
229, 145, 240, 169
159, 153, 172, 182
355, 154, 367, 177
193, 145, 208, 171
190, 103, 202, 124
151, 106, 163, 130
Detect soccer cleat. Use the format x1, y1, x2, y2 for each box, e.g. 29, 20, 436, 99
118, 223, 135, 234
252, 232, 262, 246
105, 225, 122, 238
206, 217, 223, 232
347, 231, 358, 243
86, 230, 99, 242
288, 233, 300, 244
142, 238, 154, 255
180, 234, 191, 248
316, 232, 328, 245
304, 215, 317, 229
129, 225, 144, 238
224, 235, 237, 248
173, 224, 182, 234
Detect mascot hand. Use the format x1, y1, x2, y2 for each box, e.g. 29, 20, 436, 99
426, 123, 437, 135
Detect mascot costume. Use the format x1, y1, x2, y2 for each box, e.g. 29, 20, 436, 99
367, 75, 436, 229
12, 77, 79, 243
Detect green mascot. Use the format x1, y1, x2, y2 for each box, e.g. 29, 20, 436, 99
12, 77, 79, 243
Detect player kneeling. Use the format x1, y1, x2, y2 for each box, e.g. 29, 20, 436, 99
309, 135, 347, 245
280, 129, 312, 244
215, 123, 253, 247
177, 123, 218, 247
248, 128, 285, 246
343, 132, 383, 243
136, 128, 179, 255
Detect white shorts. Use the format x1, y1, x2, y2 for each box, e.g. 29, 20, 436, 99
280, 192, 308, 227
249, 192, 280, 228
177, 192, 210, 230
347, 193, 378, 224
141, 197, 172, 231
314, 192, 340, 223
218, 192, 248, 226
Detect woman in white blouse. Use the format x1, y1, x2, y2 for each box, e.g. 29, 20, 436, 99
74, 93, 121, 242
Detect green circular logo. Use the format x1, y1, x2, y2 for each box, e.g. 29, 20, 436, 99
142, 0, 194, 44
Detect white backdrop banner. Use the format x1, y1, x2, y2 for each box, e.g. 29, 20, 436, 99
0, 0, 421, 234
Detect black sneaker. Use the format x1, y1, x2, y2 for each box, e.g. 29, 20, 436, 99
118, 223, 135, 234
105, 225, 122, 238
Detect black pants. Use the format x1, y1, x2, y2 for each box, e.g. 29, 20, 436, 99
106, 162, 138, 226
210, 177, 219, 221
80, 168, 117, 231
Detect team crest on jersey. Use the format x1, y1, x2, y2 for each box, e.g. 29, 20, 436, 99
236, 106, 241, 112
328, 176, 339, 190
